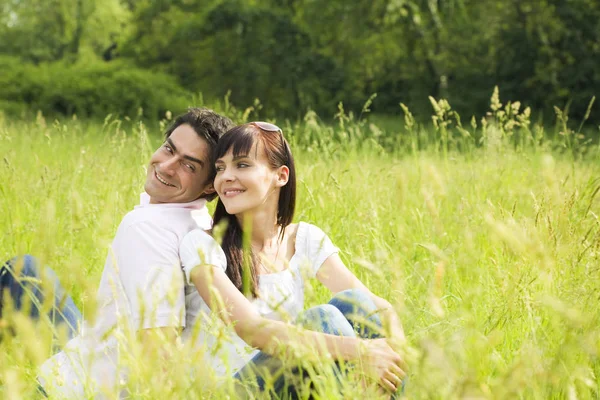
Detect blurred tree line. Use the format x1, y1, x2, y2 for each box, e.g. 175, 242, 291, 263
0, 0, 598, 123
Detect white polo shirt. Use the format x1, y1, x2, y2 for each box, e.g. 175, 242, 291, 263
38, 193, 211, 398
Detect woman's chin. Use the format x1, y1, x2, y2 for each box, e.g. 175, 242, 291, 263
223, 203, 244, 216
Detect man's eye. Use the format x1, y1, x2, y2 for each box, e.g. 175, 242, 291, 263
163, 144, 173, 153
185, 163, 195, 172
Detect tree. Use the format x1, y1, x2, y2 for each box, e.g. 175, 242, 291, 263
0, 0, 130, 63
121, 0, 344, 117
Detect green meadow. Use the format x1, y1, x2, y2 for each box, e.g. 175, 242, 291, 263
1, 98, 600, 398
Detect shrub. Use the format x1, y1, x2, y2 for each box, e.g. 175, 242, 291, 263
0, 57, 192, 119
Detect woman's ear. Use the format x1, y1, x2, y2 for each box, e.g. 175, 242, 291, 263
276, 165, 290, 187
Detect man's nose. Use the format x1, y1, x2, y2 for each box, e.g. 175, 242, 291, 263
160, 157, 178, 175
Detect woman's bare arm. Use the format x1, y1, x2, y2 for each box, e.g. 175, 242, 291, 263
190, 263, 362, 359
188, 262, 406, 391
316, 253, 406, 343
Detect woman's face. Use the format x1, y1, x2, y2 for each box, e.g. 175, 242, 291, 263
214, 141, 286, 216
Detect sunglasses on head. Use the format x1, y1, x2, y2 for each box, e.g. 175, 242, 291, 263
250, 121, 282, 133
250, 121, 290, 162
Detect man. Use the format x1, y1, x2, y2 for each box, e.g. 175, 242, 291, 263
0, 108, 234, 397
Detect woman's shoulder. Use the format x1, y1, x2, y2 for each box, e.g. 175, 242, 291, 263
181, 228, 217, 247
180, 228, 227, 279
180, 229, 226, 266
291, 222, 332, 252
285, 223, 300, 238
290, 222, 338, 274
295, 221, 328, 238
285, 222, 315, 244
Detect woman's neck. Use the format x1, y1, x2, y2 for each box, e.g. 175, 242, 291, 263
236, 209, 281, 251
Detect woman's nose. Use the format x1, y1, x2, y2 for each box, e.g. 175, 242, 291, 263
223, 169, 235, 181
218, 167, 235, 182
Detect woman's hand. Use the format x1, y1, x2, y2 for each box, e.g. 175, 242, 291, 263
361, 338, 407, 393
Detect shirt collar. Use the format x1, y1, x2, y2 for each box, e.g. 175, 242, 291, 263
136, 192, 207, 210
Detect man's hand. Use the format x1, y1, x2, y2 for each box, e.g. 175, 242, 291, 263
361, 338, 407, 393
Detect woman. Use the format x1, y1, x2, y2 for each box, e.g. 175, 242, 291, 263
180, 122, 407, 397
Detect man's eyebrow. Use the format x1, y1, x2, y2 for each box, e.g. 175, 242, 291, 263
167, 137, 204, 167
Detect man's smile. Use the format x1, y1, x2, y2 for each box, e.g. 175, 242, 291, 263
155, 170, 176, 187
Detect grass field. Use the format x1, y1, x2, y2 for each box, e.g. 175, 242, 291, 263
1, 104, 600, 398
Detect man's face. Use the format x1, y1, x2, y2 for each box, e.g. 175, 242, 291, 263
144, 124, 214, 204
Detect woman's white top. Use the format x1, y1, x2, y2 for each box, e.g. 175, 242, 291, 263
179, 222, 339, 375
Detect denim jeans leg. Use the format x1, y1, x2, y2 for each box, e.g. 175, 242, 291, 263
234, 304, 355, 398
328, 288, 383, 339
296, 304, 357, 337
0, 255, 82, 339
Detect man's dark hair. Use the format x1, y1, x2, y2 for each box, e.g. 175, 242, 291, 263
164, 107, 234, 201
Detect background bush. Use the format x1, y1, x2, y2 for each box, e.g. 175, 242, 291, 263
0, 56, 190, 119
1, 0, 598, 123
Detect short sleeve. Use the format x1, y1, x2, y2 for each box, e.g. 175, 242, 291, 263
180, 229, 227, 285
299, 223, 339, 277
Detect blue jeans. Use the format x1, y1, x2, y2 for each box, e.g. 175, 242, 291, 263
234, 288, 402, 398
0, 255, 82, 340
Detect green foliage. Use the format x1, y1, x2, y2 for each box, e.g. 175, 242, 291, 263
0, 57, 191, 119
116, 0, 600, 121
491, 0, 600, 120
122, 0, 344, 118
1, 0, 599, 122
0, 0, 130, 63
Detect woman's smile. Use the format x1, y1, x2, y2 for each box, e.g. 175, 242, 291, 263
222, 188, 246, 197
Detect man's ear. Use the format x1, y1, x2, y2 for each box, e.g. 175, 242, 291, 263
275, 166, 290, 187
203, 183, 216, 196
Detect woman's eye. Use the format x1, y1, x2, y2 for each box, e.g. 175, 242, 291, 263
238, 162, 249, 168
215, 165, 224, 172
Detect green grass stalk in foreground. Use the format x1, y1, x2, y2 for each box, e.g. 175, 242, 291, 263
1, 96, 599, 398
